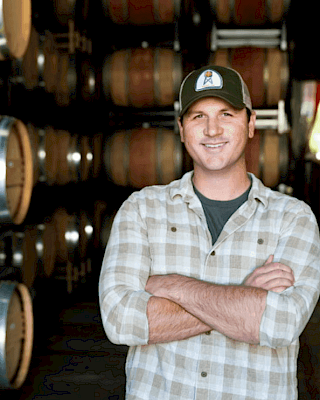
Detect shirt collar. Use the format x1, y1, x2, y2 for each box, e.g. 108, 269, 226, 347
170, 171, 195, 203
248, 173, 269, 208
170, 171, 269, 208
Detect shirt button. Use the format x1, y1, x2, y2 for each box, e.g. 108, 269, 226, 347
201, 372, 207, 377
205, 331, 211, 335
257, 238, 264, 244
171, 227, 177, 232
210, 251, 215, 256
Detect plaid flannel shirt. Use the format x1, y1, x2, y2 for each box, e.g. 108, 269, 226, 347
99, 171, 320, 400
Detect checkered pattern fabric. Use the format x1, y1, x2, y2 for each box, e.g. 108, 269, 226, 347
99, 171, 320, 400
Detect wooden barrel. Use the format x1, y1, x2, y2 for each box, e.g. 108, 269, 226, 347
39, 219, 57, 278
0, 0, 31, 60
101, 209, 117, 249
43, 127, 59, 185
210, 0, 290, 25
80, 59, 96, 103
12, 30, 78, 106
16, 25, 42, 90
55, 130, 81, 185
12, 229, 38, 289
104, 127, 183, 188
93, 133, 103, 179
80, 135, 93, 181
93, 200, 107, 250
102, 0, 181, 25
13, 222, 57, 281
102, 48, 182, 107
210, 48, 289, 108
79, 210, 93, 262
53, 0, 77, 25
52, 208, 93, 293
245, 130, 289, 187
26, 124, 46, 186
26, 125, 59, 186
41, 33, 60, 94
0, 116, 33, 225
54, 53, 77, 107
0, 239, 6, 268
52, 208, 79, 292
27, 126, 92, 186
53, 208, 79, 264
19, 27, 60, 92
55, 131, 91, 183
0, 281, 33, 389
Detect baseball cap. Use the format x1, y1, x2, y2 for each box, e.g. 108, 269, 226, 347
179, 65, 252, 118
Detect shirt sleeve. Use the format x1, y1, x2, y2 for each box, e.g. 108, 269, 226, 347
98, 194, 153, 346
259, 201, 320, 348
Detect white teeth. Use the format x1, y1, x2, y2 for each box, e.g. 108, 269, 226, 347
204, 143, 224, 148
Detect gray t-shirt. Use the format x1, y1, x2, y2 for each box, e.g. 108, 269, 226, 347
193, 183, 251, 244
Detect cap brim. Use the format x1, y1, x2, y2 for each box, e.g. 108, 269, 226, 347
179, 91, 246, 118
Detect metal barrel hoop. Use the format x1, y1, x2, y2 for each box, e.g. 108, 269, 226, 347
12, 232, 24, 268
67, 133, 81, 182
65, 214, 80, 263
0, 116, 15, 223
37, 128, 47, 182
0, 281, 33, 389
0, 0, 10, 60
0, 116, 33, 225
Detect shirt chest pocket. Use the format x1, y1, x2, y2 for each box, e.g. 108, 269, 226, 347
147, 222, 203, 276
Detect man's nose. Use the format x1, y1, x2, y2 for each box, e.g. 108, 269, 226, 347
204, 117, 223, 136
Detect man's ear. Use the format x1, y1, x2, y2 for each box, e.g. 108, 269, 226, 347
248, 111, 256, 139
178, 117, 185, 143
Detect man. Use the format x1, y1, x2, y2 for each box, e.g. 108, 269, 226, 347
99, 65, 320, 399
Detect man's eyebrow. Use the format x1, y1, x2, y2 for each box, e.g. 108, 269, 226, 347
187, 107, 240, 115
187, 110, 204, 114
220, 106, 241, 113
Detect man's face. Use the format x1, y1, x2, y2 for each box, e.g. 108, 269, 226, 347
178, 97, 255, 177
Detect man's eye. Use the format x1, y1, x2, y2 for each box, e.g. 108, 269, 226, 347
222, 112, 233, 117
194, 114, 204, 119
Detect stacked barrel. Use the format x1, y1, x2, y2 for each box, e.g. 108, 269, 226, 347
92, 1, 188, 264
100, 1, 185, 189
0, 0, 99, 388
208, 0, 292, 189
0, 1, 185, 296
0, 0, 34, 391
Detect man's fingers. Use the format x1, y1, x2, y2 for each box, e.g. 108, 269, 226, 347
270, 286, 290, 293
244, 264, 295, 290
254, 261, 294, 276
262, 255, 293, 276
264, 254, 274, 265
261, 276, 294, 291
251, 272, 294, 290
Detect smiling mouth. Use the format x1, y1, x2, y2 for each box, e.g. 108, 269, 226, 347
203, 143, 226, 148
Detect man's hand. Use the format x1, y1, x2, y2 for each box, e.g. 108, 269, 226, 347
244, 255, 295, 293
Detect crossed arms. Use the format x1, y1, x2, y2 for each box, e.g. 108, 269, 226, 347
145, 255, 295, 345
99, 196, 320, 348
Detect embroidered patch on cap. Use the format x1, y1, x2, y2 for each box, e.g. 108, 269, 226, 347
195, 69, 223, 92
